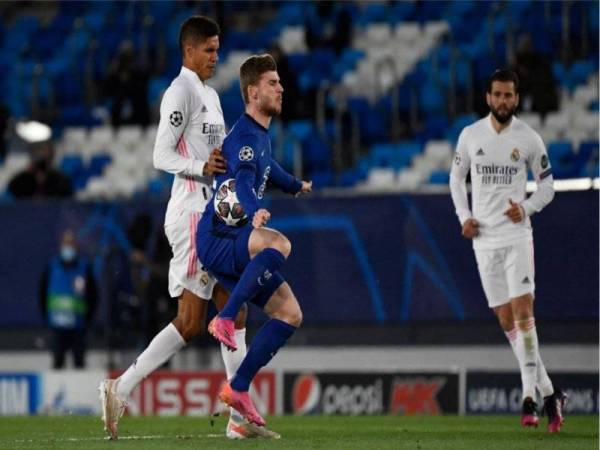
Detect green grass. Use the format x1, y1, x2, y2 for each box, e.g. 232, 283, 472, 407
0, 415, 597, 450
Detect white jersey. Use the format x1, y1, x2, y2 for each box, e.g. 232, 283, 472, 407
153, 66, 226, 227
449, 114, 554, 250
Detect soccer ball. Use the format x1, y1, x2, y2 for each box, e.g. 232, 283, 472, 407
214, 178, 247, 226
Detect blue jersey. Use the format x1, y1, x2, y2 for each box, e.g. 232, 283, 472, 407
199, 113, 301, 233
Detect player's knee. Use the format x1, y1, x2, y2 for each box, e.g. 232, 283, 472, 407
282, 305, 302, 327
182, 322, 204, 341
174, 317, 204, 342
271, 234, 291, 258
289, 307, 302, 327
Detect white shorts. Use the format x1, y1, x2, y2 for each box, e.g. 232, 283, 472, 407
164, 210, 216, 300
474, 239, 535, 308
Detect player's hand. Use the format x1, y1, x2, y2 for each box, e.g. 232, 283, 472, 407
252, 208, 271, 228
504, 199, 525, 223
203, 148, 227, 176
296, 180, 312, 196
462, 218, 480, 239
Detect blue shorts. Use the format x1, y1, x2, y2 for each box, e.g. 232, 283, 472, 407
197, 220, 254, 278
196, 219, 283, 308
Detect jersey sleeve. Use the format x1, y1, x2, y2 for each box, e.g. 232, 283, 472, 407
522, 132, 555, 216
269, 158, 302, 194
229, 133, 261, 218
449, 128, 473, 225
153, 84, 205, 177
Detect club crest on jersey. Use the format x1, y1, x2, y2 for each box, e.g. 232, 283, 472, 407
454, 153, 461, 165
239, 146, 254, 161
170, 111, 183, 127
199, 271, 209, 286
511, 148, 520, 162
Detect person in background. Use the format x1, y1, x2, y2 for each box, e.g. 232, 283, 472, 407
103, 40, 150, 128
8, 142, 73, 198
39, 229, 98, 369
449, 69, 566, 433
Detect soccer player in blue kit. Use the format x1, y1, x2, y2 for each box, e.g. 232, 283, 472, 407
197, 54, 312, 426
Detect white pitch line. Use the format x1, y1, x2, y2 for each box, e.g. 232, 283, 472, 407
12, 433, 222, 443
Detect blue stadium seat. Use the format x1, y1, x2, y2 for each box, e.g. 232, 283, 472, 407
577, 141, 599, 177
303, 134, 331, 172
60, 155, 84, 178
287, 120, 313, 143
310, 170, 334, 188
429, 170, 450, 184
88, 154, 112, 177
419, 80, 446, 116
548, 141, 576, 178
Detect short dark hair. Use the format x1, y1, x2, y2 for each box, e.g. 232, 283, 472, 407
179, 16, 220, 54
239, 54, 278, 104
487, 69, 520, 93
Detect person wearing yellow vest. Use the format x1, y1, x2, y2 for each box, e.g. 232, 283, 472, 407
39, 229, 97, 369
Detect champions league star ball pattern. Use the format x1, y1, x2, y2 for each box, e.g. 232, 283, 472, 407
214, 178, 247, 226
170, 111, 183, 127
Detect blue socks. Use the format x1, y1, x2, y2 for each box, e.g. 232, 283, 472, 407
231, 318, 296, 392
219, 248, 286, 319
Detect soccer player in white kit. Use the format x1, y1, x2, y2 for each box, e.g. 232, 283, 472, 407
449, 69, 566, 433
99, 16, 278, 440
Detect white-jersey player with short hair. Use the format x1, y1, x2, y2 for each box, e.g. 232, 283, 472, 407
99, 15, 279, 441
450, 69, 566, 433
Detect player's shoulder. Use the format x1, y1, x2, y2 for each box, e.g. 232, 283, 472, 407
458, 117, 486, 141
512, 116, 546, 151
513, 116, 543, 139
204, 83, 220, 99
163, 76, 193, 105
225, 128, 261, 153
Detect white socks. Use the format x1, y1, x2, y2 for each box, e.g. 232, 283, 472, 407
221, 328, 247, 422
117, 323, 185, 399
115, 322, 249, 424
506, 317, 554, 401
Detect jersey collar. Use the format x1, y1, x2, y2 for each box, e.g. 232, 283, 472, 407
180, 66, 207, 89
244, 113, 269, 133
486, 113, 516, 135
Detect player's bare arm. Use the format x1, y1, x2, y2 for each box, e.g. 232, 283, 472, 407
203, 148, 227, 175
252, 208, 271, 228
461, 218, 480, 239
503, 199, 525, 223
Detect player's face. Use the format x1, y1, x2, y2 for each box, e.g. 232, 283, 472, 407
486, 81, 519, 124
256, 71, 283, 117
188, 35, 219, 81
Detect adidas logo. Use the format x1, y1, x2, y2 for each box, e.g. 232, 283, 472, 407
522, 276, 530, 284
476, 148, 485, 156
201, 105, 208, 112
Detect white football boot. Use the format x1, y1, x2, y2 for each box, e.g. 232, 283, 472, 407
98, 379, 127, 440
226, 417, 281, 439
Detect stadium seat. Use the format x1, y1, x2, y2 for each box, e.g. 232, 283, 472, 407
429, 170, 450, 184
88, 154, 112, 177
547, 141, 577, 178
59, 154, 84, 178
517, 112, 542, 133
365, 167, 396, 189
424, 140, 453, 170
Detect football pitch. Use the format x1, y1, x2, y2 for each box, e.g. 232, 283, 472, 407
1, 415, 597, 449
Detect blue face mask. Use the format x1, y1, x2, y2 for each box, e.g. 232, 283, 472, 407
61, 246, 77, 262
